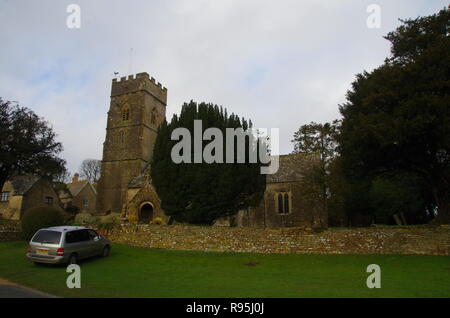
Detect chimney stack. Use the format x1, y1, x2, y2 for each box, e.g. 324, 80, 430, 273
72, 173, 79, 183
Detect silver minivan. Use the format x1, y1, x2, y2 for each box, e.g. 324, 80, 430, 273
26, 226, 111, 265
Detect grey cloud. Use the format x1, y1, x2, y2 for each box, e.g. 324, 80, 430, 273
0, 0, 447, 172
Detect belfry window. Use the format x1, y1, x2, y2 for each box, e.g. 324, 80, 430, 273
122, 106, 130, 121
151, 108, 156, 124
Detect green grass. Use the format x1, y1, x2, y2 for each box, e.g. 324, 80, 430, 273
0, 241, 449, 297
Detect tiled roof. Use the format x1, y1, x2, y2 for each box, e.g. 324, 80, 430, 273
9, 175, 40, 195
67, 180, 89, 197
129, 163, 152, 188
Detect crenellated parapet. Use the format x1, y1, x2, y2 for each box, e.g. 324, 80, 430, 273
111, 72, 167, 104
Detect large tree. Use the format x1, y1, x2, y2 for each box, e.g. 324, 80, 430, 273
291, 121, 340, 166
151, 101, 266, 225
79, 159, 101, 183
291, 120, 341, 222
339, 8, 450, 223
0, 98, 66, 191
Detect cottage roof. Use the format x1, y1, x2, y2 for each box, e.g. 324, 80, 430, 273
9, 175, 40, 195
66, 179, 95, 197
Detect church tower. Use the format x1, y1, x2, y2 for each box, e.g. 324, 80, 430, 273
96, 72, 167, 214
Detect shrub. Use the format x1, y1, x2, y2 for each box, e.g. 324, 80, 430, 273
74, 212, 98, 225
99, 213, 120, 224
98, 213, 120, 230
64, 205, 79, 215
126, 214, 138, 224
150, 217, 165, 225
21, 206, 65, 240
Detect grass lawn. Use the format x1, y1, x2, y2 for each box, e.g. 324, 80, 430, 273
0, 241, 449, 297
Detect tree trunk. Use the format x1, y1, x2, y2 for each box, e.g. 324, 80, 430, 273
432, 185, 450, 224
393, 214, 403, 225
400, 212, 407, 225
435, 199, 450, 224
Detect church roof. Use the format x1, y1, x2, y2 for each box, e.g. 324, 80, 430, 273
128, 163, 152, 188
266, 152, 320, 183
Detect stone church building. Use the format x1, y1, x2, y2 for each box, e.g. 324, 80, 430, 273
96, 72, 327, 228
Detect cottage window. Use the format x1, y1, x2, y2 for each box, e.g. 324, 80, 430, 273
45, 196, 54, 205
1, 192, 10, 202
83, 199, 89, 207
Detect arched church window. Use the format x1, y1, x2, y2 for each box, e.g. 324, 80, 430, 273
276, 192, 291, 214
278, 193, 283, 214
284, 193, 290, 213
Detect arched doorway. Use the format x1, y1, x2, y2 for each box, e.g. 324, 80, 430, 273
139, 203, 153, 223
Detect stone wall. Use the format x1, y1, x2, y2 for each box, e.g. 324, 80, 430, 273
108, 224, 450, 255
0, 231, 23, 242
0, 220, 23, 241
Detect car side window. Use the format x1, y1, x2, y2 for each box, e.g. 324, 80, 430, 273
79, 230, 90, 241
65, 231, 79, 244
87, 229, 98, 240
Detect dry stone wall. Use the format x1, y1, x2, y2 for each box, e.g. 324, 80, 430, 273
0, 220, 22, 241
108, 224, 450, 255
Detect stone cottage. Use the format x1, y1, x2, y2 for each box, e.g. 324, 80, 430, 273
59, 173, 97, 214
0, 176, 61, 220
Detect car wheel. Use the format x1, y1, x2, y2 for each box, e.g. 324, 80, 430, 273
102, 246, 110, 257
69, 253, 78, 265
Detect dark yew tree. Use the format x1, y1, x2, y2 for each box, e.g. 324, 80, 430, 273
151, 101, 266, 225
0, 98, 66, 191
339, 8, 450, 223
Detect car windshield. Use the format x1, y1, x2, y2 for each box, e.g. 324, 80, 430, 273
32, 230, 62, 244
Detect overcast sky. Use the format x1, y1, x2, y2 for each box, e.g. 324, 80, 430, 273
0, 0, 447, 174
